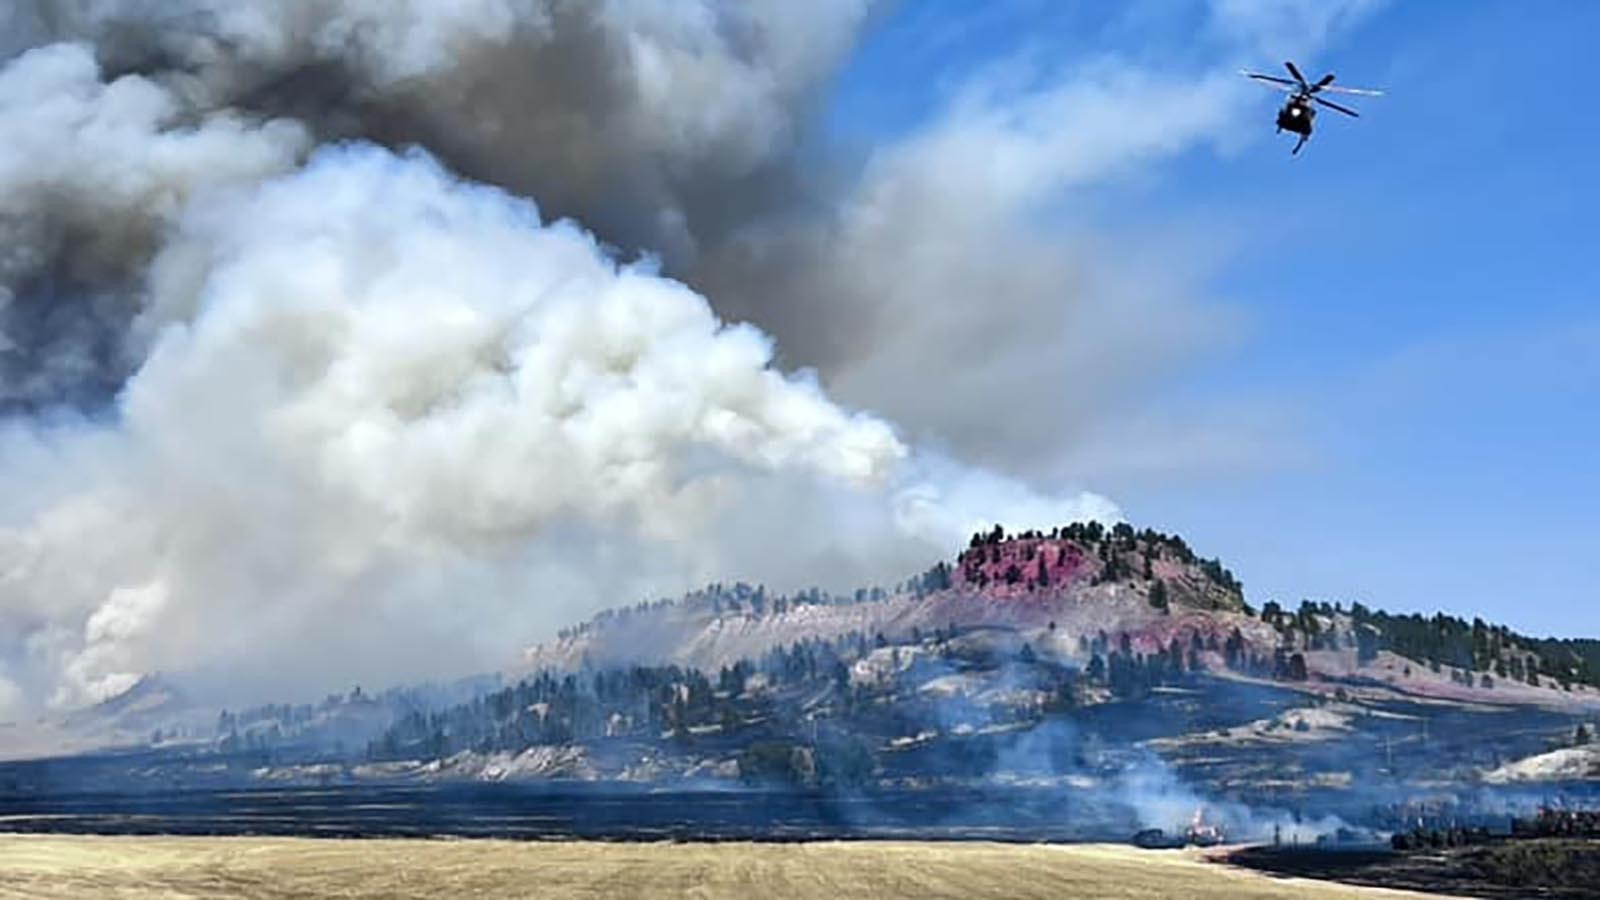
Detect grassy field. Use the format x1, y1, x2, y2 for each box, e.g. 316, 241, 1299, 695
0, 835, 1447, 899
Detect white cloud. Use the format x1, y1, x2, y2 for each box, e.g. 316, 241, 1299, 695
1208, 0, 1389, 59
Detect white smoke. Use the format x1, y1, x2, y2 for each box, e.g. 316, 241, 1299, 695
136, 145, 905, 539
0, 128, 1113, 712
0, 43, 304, 220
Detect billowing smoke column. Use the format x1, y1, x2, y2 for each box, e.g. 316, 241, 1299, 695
0, 16, 1118, 719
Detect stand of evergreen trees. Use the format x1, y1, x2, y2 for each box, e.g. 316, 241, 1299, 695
366, 636, 863, 764
1243, 598, 1599, 691
1344, 603, 1597, 689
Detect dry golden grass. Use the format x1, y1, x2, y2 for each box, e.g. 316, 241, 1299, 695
0, 835, 1452, 899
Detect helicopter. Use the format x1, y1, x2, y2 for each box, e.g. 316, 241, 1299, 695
1242, 61, 1383, 155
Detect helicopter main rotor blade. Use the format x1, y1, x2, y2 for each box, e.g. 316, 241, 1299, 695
1318, 84, 1384, 96
1314, 73, 1337, 91
1312, 96, 1360, 117
1284, 60, 1308, 87
1242, 71, 1298, 89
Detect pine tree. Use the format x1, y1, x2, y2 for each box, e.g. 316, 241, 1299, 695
1353, 625, 1377, 664
1148, 579, 1170, 613
1224, 628, 1245, 669
1287, 653, 1309, 681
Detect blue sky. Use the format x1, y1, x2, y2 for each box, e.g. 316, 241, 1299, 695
826, 1, 1598, 636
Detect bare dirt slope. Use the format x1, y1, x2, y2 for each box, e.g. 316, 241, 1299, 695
0, 835, 1446, 899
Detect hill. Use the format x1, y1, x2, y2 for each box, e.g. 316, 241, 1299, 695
517, 523, 1597, 714
518, 523, 1260, 674
7, 522, 1597, 846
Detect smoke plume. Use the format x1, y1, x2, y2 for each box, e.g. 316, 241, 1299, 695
0, 52, 1110, 714
0, 1, 1378, 718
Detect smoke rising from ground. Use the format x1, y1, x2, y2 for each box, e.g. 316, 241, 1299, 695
0, 131, 1111, 715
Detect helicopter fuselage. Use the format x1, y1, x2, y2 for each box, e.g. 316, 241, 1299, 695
1245, 62, 1381, 155
1276, 96, 1315, 136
